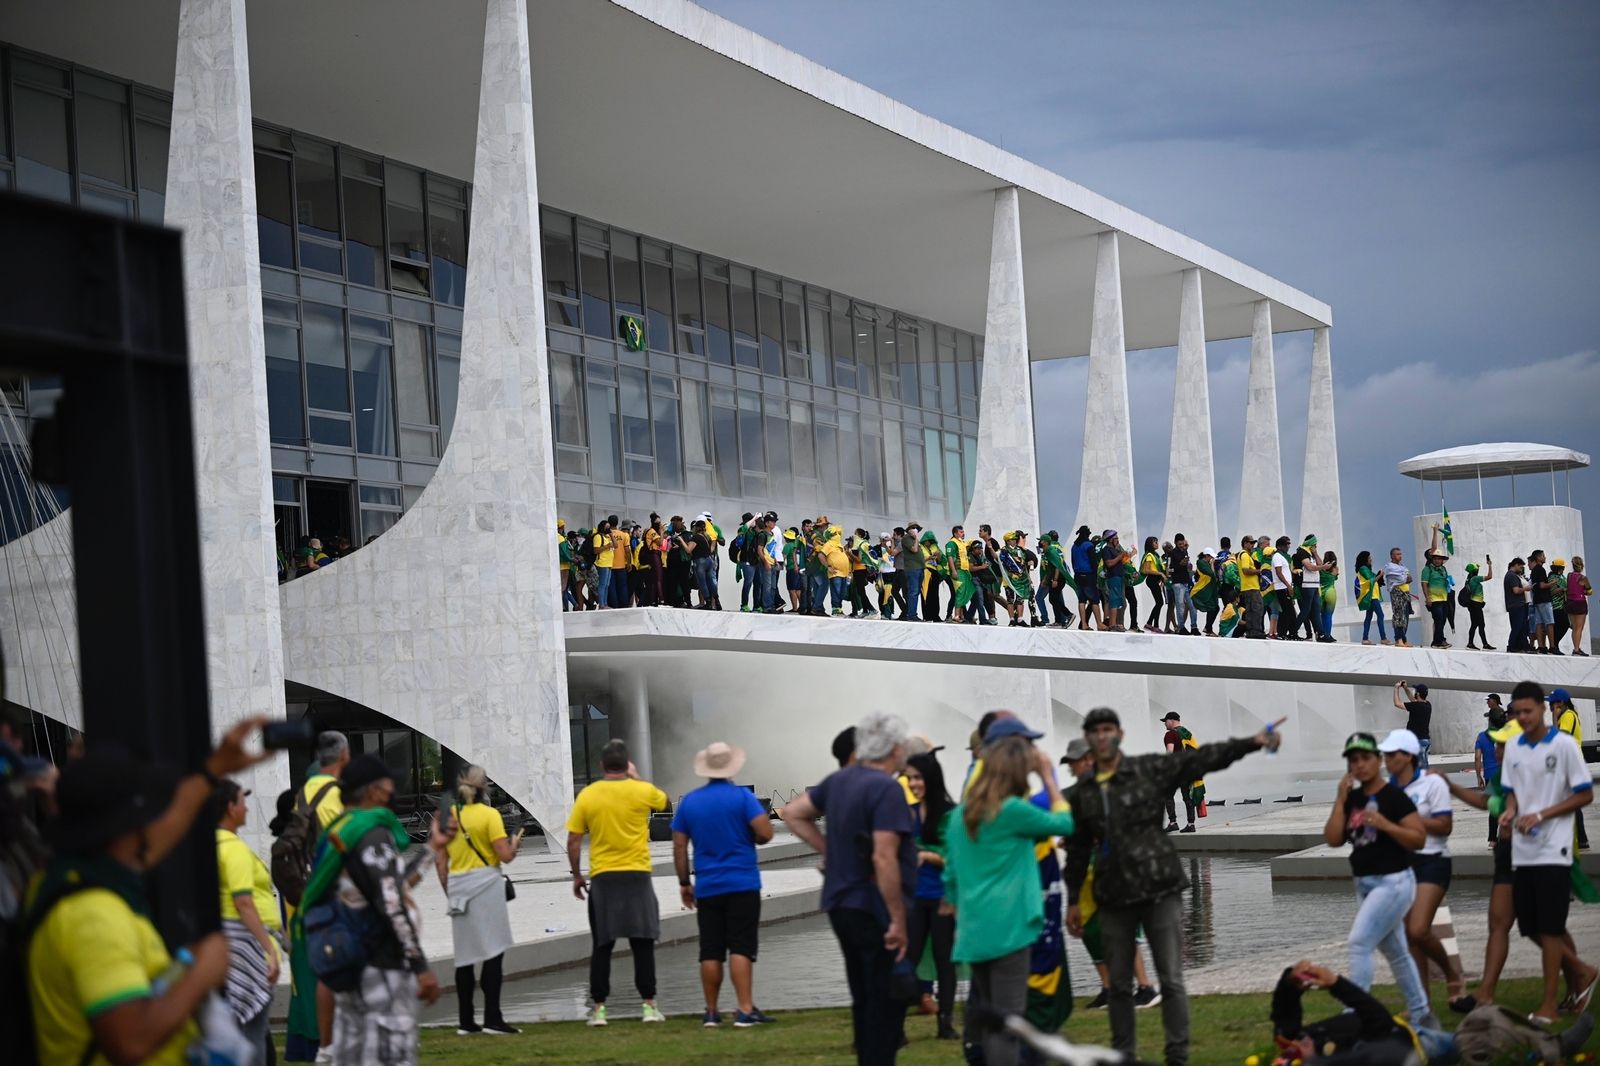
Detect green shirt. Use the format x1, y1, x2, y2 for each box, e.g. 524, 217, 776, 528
1465, 573, 1484, 602
943, 796, 1075, 964
1422, 563, 1450, 603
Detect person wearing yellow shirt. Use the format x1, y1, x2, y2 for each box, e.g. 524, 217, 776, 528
435, 765, 522, 1035
215, 778, 282, 1061
27, 717, 276, 1066
1236, 535, 1266, 639
608, 515, 632, 608
1550, 689, 1589, 850
593, 519, 617, 609
566, 740, 670, 1026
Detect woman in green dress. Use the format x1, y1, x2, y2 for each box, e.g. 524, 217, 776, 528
999, 531, 1036, 627
1319, 550, 1340, 639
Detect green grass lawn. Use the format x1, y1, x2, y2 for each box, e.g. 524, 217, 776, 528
280, 977, 1595, 1064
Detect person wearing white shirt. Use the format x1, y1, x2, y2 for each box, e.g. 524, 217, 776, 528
1499, 680, 1597, 1025
1383, 547, 1416, 648
1379, 729, 1463, 1005
1270, 536, 1295, 640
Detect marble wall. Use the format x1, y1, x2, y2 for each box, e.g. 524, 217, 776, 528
279, 0, 575, 844
1163, 268, 1219, 551
1075, 231, 1137, 538
1238, 300, 1286, 537
0, 514, 81, 732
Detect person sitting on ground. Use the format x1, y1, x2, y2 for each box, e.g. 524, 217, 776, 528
27, 717, 276, 1066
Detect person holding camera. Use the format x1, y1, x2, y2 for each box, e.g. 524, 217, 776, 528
436, 764, 521, 1035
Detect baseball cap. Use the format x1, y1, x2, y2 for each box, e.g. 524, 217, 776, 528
1341, 731, 1379, 757
1552, 558, 1567, 568
1102, 529, 1118, 540
1160, 712, 1181, 724
984, 718, 1044, 744
1061, 738, 1091, 763
1414, 683, 1429, 697
1547, 688, 1572, 705
1377, 729, 1421, 756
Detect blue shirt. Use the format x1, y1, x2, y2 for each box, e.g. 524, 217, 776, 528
1070, 540, 1094, 574
670, 779, 765, 898
809, 765, 915, 916
1474, 730, 1500, 781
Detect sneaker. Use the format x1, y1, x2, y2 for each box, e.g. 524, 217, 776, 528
1134, 985, 1162, 1009
1085, 988, 1109, 1010
642, 1003, 667, 1024
315, 1050, 335, 1065
734, 1010, 765, 1028
1180, 823, 1197, 833
1164, 822, 1180, 833
482, 1021, 519, 1035
587, 1005, 609, 1027
456, 1022, 483, 1035
702, 1011, 722, 1028
746, 1008, 777, 1024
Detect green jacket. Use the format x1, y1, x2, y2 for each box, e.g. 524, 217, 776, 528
943, 796, 1075, 963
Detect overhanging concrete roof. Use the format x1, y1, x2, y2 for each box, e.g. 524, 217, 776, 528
2, 0, 1331, 357
565, 608, 1600, 699
1399, 442, 1591, 481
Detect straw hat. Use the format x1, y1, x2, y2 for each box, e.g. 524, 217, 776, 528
693, 740, 747, 779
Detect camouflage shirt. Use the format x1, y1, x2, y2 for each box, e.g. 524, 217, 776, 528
1064, 737, 1261, 908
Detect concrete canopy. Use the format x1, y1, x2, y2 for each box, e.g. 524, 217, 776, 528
1399, 442, 1592, 481
2, 0, 1330, 359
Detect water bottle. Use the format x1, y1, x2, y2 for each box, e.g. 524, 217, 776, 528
1264, 720, 1279, 759
150, 947, 193, 998
195, 992, 256, 1065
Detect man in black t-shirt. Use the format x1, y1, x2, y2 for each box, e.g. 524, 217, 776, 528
1528, 549, 1554, 653
1503, 557, 1531, 651
1391, 681, 1432, 770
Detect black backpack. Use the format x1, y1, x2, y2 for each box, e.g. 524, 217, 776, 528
270, 780, 337, 907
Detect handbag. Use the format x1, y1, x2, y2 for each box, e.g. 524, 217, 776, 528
455, 804, 516, 901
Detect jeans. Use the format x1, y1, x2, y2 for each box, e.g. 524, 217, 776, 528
1101, 891, 1190, 1066
1242, 589, 1265, 637
966, 947, 1030, 1066
611, 567, 630, 607
590, 937, 656, 1004
693, 556, 716, 604
830, 575, 849, 612
1508, 602, 1529, 651
1362, 605, 1388, 642
757, 565, 778, 611
1418, 737, 1430, 772
597, 566, 613, 608
1172, 585, 1195, 631
1429, 600, 1449, 645
1034, 584, 1051, 623
1348, 869, 1431, 1026
740, 563, 755, 608
1299, 586, 1324, 638
903, 569, 923, 621
828, 907, 907, 1065
809, 571, 828, 613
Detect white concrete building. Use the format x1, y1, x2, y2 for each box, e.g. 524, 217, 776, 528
0, 0, 1456, 833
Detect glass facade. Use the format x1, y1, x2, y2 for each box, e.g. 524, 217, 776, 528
0, 42, 982, 555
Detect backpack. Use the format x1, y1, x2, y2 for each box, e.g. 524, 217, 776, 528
1457, 586, 1474, 608
299, 814, 384, 993
270, 780, 337, 907
729, 533, 746, 563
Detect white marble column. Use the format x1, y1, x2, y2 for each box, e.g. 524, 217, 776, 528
165, 0, 286, 840
1163, 268, 1219, 549
1075, 231, 1137, 538
1237, 300, 1285, 537
964, 186, 1038, 536
615, 669, 654, 782
1298, 327, 1345, 577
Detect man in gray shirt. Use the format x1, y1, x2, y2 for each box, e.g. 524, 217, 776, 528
897, 522, 926, 621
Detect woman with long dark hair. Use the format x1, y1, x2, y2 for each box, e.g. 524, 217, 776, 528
905, 751, 959, 1039
1140, 536, 1166, 632
1355, 550, 1389, 645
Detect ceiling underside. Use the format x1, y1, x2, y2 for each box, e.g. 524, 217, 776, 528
1, 0, 1332, 358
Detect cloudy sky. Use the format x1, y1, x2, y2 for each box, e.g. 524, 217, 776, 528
698, 0, 1600, 559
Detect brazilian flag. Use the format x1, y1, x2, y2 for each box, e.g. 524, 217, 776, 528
1441, 507, 1454, 555
620, 314, 647, 352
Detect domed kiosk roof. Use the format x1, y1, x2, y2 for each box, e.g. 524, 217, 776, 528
1398, 442, 1590, 481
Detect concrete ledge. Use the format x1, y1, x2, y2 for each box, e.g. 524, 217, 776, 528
1272, 845, 1600, 881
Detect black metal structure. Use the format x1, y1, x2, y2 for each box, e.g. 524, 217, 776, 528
0, 191, 217, 945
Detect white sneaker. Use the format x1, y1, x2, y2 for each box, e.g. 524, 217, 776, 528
314, 1050, 335, 1064
587, 1005, 609, 1027
641, 1003, 667, 1023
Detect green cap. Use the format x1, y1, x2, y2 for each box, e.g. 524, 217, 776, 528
1341, 731, 1379, 757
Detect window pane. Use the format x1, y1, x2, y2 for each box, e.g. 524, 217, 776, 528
303, 305, 349, 412
580, 244, 611, 339
681, 380, 709, 468
15, 87, 71, 202
925, 427, 945, 499
764, 400, 790, 487
674, 253, 702, 330
815, 422, 840, 504
644, 258, 673, 351
782, 282, 807, 378
437, 332, 461, 449
361, 508, 399, 543
586, 383, 620, 483
394, 322, 433, 427
352, 338, 396, 456
387, 165, 427, 262
864, 431, 884, 514
957, 333, 977, 416
831, 311, 855, 391
360, 484, 401, 507
310, 414, 352, 448
758, 285, 782, 376
136, 119, 168, 223
620, 367, 651, 456
652, 376, 682, 491
613, 234, 642, 321
884, 421, 904, 493
79, 187, 133, 217
789, 402, 815, 480
878, 324, 898, 400
840, 411, 863, 486
962, 434, 978, 507
731, 266, 759, 360
807, 303, 831, 385
944, 447, 963, 516
917, 321, 938, 411
703, 265, 731, 365
737, 393, 764, 473
551, 352, 584, 448
265, 323, 303, 446
711, 396, 739, 496
400, 427, 437, 458
295, 140, 339, 242
76, 79, 130, 188
855, 313, 877, 398
541, 212, 576, 299
938, 328, 958, 414
343, 174, 385, 288
429, 194, 467, 306
897, 327, 918, 401
905, 432, 926, 504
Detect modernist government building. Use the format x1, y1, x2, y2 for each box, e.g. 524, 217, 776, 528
6, 0, 1518, 841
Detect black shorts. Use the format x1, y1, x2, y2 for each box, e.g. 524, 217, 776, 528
1074, 573, 1098, 604
1513, 865, 1571, 940
697, 890, 761, 961
1412, 852, 1452, 888
1492, 840, 1513, 886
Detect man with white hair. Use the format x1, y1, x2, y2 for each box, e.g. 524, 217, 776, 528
783, 712, 914, 1064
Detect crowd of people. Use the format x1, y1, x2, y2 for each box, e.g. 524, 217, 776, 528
2, 676, 1594, 1066
555, 511, 1595, 653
